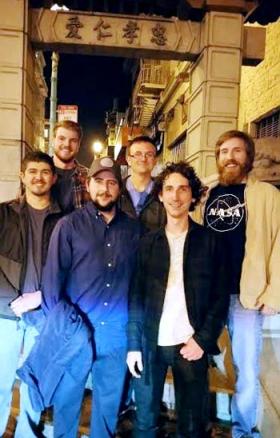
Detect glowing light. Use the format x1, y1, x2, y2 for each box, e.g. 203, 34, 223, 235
92, 141, 103, 155
50, 4, 69, 11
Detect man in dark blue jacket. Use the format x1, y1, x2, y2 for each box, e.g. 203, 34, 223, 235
127, 161, 229, 438
42, 157, 141, 438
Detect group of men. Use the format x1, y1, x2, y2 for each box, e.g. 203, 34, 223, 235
0, 120, 279, 438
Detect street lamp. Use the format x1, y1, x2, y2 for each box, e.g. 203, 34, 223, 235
92, 140, 104, 158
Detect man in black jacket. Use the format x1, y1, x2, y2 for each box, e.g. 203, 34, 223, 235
0, 151, 61, 437
119, 135, 165, 232
118, 135, 166, 421
127, 161, 229, 438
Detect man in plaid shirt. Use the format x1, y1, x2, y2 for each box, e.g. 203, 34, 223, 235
52, 120, 89, 213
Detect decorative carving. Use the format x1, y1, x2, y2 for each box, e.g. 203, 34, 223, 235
93, 18, 112, 41
65, 16, 84, 39
151, 23, 167, 46
252, 138, 280, 182
122, 21, 140, 44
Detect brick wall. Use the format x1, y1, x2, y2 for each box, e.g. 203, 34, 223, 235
239, 21, 280, 130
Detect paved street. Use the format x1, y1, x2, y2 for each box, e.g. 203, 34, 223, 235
4, 384, 231, 438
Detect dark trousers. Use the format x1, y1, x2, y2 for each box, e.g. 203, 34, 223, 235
133, 344, 208, 438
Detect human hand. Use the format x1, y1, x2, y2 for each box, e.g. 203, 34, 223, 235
260, 305, 278, 316
126, 351, 143, 378
10, 291, 42, 317
180, 337, 204, 361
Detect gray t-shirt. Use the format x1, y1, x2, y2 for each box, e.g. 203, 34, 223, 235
22, 205, 49, 293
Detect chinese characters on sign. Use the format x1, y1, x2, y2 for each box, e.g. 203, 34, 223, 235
64, 15, 168, 47
122, 21, 140, 44
66, 16, 83, 39
151, 23, 167, 46
93, 18, 112, 40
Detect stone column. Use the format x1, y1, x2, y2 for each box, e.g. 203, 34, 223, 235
186, 11, 243, 177
0, 0, 35, 200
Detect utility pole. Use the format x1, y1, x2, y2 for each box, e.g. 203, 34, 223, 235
48, 51, 59, 155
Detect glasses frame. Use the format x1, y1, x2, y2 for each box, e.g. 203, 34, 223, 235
128, 151, 156, 160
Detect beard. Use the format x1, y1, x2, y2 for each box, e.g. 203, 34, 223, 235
218, 159, 250, 186
54, 149, 75, 164
92, 199, 117, 212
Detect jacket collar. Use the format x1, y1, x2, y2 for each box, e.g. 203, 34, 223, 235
10, 195, 62, 215
156, 216, 199, 239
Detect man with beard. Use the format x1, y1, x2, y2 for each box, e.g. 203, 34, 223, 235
42, 157, 141, 438
52, 120, 88, 213
0, 151, 61, 437
203, 130, 280, 438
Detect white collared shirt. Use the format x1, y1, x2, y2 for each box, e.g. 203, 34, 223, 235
157, 229, 194, 346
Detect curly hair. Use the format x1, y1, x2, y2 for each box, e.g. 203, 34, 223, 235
154, 161, 206, 211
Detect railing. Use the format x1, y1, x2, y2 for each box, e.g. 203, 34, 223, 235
132, 61, 170, 104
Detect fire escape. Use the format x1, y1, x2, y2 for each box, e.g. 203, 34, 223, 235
132, 60, 170, 128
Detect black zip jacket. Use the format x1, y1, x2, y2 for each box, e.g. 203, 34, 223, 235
127, 219, 229, 357
0, 197, 63, 319
119, 180, 166, 232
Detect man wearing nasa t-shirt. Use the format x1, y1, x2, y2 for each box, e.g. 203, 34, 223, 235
204, 130, 280, 438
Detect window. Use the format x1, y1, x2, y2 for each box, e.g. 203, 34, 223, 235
256, 110, 280, 138
170, 136, 186, 162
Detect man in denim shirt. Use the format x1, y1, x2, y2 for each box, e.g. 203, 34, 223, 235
42, 157, 141, 438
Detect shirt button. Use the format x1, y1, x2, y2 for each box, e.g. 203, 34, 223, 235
106, 283, 110, 287
104, 302, 108, 306
107, 243, 111, 247
101, 321, 105, 325
108, 262, 112, 267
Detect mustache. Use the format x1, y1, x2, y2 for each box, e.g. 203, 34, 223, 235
223, 159, 240, 166
97, 191, 111, 197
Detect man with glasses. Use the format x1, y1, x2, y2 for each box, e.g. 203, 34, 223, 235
120, 135, 165, 232
118, 136, 166, 425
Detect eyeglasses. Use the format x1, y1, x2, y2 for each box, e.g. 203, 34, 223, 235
129, 151, 156, 160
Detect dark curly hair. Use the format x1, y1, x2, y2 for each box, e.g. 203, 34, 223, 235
154, 161, 206, 211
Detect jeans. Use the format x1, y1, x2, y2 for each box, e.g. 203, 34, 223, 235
52, 324, 127, 438
89, 328, 127, 438
0, 317, 41, 438
133, 344, 208, 438
228, 295, 264, 438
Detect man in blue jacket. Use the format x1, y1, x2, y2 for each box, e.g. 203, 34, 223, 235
42, 156, 141, 438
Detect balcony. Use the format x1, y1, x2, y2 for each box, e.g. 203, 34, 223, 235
132, 60, 169, 127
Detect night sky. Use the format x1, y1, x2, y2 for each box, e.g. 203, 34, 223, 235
44, 52, 133, 166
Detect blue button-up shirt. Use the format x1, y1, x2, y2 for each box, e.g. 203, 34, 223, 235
126, 177, 154, 216
42, 202, 141, 329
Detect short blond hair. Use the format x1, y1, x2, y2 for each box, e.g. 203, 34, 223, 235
53, 120, 83, 141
